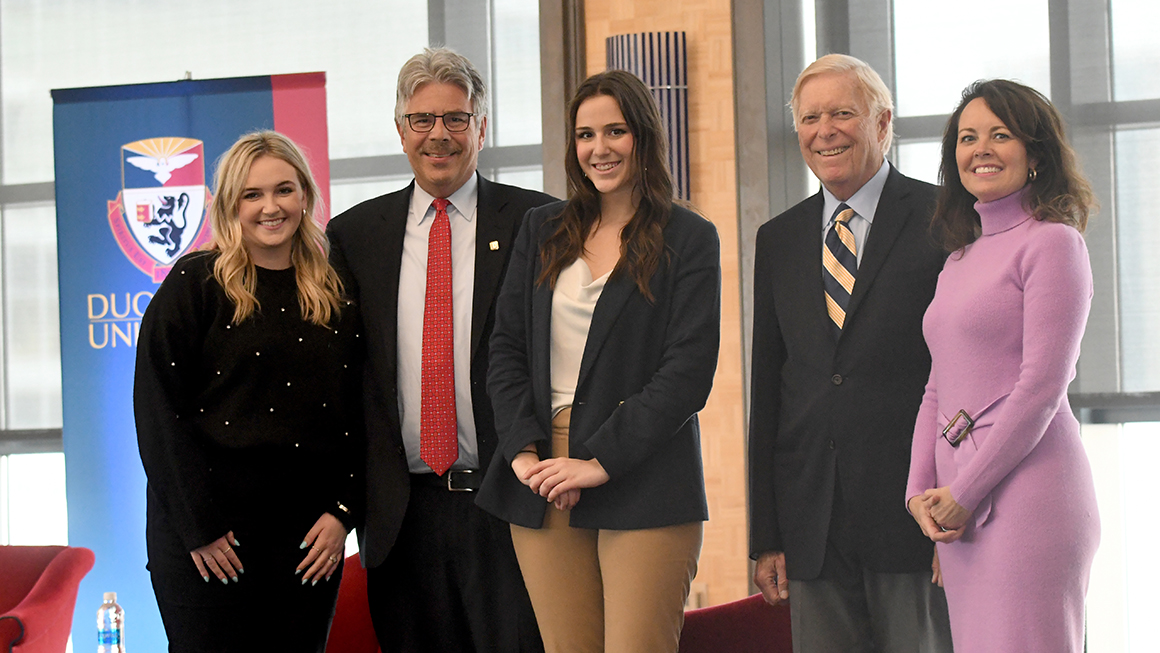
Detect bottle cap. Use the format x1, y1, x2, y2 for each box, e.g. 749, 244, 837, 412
103, 591, 117, 601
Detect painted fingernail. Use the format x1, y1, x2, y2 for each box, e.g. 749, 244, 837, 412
233, 538, 241, 546
231, 576, 238, 583
312, 579, 319, 586
203, 576, 210, 583
295, 568, 303, 575
301, 576, 308, 585
221, 578, 229, 585
238, 568, 245, 574
299, 541, 308, 549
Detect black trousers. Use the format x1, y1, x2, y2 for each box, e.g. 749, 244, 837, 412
366, 478, 543, 653
152, 558, 342, 653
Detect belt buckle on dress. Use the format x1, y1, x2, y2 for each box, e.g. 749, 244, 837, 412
446, 469, 476, 492
941, 409, 975, 447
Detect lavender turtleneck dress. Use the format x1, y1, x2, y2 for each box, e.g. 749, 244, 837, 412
906, 187, 1100, 652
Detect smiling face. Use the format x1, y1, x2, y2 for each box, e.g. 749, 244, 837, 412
574, 94, 636, 201
237, 155, 304, 269
398, 81, 486, 198
795, 71, 890, 201
955, 97, 1035, 204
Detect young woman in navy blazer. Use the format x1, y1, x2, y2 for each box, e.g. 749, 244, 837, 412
476, 70, 721, 653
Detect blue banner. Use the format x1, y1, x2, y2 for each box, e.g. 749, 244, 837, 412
52, 73, 329, 650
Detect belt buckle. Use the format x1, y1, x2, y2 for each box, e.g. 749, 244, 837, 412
446, 469, 475, 492
941, 409, 975, 447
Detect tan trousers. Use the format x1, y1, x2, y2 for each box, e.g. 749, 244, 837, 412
510, 408, 703, 653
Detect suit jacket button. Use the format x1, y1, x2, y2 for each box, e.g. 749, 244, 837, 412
831, 374, 843, 385
828, 439, 836, 450
397, 445, 405, 456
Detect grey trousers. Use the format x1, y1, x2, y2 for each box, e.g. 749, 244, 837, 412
788, 571, 953, 653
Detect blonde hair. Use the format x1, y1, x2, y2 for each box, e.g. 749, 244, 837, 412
790, 53, 896, 154
207, 130, 344, 325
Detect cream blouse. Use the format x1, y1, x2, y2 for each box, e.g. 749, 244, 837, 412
550, 257, 610, 416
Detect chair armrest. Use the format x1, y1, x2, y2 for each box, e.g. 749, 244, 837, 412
5, 547, 95, 650
0, 615, 25, 652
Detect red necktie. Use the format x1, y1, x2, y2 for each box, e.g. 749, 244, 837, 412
420, 198, 458, 475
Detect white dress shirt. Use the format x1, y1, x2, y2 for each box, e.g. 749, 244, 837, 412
397, 176, 479, 473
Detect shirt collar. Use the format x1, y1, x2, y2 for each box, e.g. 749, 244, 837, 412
821, 159, 890, 227
410, 173, 479, 225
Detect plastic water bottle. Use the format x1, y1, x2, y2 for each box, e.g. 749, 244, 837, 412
97, 591, 125, 653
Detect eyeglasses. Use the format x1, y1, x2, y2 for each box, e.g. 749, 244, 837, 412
403, 112, 475, 133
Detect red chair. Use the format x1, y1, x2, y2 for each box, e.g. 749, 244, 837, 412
325, 553, 381, 653
678, 593, 793, 653
0, 545, 95, 653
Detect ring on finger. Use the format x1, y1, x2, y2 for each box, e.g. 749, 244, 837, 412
328, 555, 338, 563
221, 546, 232, 553
311, 545, 320, 552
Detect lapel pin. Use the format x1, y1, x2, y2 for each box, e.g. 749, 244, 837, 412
489, 240, 500, 251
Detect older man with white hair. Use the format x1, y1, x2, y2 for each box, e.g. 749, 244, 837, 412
748, 54, 953, 652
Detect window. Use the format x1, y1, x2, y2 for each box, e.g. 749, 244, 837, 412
1084, 421, 1160, 651
1110, 0, 1160, 101
893, 0, 1051, 119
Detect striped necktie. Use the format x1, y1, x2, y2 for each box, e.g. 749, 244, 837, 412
822, 203, 857, 338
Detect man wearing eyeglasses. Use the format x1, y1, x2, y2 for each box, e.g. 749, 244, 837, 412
327, 47, 552, 653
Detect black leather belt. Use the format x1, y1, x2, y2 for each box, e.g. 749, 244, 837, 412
411, 470, 481, 492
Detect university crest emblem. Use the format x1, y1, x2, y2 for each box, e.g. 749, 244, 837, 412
107, 137, 213, 282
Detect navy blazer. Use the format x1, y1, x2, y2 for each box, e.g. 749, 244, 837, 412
326, 175, 555, 568
747, 165, 946, 579
476, 202, 721, 530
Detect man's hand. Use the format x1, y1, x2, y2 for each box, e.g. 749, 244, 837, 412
754, 551, 790, 606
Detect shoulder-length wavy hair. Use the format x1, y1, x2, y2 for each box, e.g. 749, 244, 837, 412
207, 130, 344, 325
537, 69, 673, 301
933, 79, 1095, 252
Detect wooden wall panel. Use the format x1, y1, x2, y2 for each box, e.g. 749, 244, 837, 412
584, 0, 749, 606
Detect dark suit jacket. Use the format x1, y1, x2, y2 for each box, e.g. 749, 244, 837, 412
326, 174, 555, 568
747, 165, 945, 579
476, 201, 720, 530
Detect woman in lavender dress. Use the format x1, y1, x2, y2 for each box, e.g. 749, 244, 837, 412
905, 80, 1099, 652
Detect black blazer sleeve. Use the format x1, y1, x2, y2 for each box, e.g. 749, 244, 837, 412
747, 220, 789, 556
484, 202, 556, 463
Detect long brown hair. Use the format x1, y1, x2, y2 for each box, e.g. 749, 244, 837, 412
933, 79, 1095, 252
537, 70, 673, 301
207, 130, 344, 325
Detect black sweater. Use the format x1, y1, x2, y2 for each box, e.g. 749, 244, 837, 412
135, 251, 363, 571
